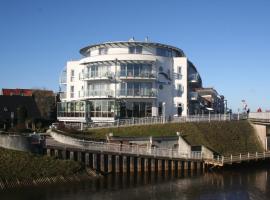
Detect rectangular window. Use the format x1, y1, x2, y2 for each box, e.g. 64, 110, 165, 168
129, 46, 142, 54
70, 86, 74, 98
99, 47, 108, 55
70, 70, 75, 82
177, 84, 183, 97
156, 48, 172, 57
178, 66, 182, 74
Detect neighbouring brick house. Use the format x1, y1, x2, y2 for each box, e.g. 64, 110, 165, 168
0, 88, 58, 130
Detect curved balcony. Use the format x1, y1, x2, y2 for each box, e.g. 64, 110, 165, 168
81, 72, 114, 81
189, 92, 199, 101
59, 68, 67, 85
59, 92, 67, 100
188, 73, 201, 85
118, 72, 157, 80
118, 89, 157, 98
83, 90, 114, 98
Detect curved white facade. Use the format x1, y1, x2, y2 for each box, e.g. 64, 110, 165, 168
57, 40, 208, 123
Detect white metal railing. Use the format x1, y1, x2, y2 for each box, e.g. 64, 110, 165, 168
84, 90, 114, 97
248, 112, 270, 122
84, 114, 247, 129
49, 131, 208, 161
222, 151, 270, 164
81, 72, 114, 80
118, 89, 157, 97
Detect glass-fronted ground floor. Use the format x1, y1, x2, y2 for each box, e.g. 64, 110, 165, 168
57, 99, 155, 122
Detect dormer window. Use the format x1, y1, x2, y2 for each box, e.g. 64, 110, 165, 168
99, 47, 108, 55
129, 46, 142, 54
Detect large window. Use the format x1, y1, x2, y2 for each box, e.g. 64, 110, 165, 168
120, 82, 154, 97
87, 65, 111, 78
120, 63, 154, 78
87, 100, 116, 118
99, 47, 108, 55
57, 101, 85, 117
87, 83, 112, 96
119, 102, 152, 118
156, 48, 172, 57
129, 46, 142, 54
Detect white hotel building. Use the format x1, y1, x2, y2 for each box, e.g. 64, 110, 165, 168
57, 39, 217, 124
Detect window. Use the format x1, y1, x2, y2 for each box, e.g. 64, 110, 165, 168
129, 46, 142, 54
178, 66, 182, 74
159, 66, 163, 72
120, 63, 152, 78
70, 70, 75, 82
177, 84, 183, 97
99, 47, 108, 55
70, 86, 74, 98
156, 48, 172, 57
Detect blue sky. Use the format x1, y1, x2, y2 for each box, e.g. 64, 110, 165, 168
0, 0, 269, 112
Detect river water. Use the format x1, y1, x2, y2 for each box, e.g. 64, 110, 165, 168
1, 166, 270, 200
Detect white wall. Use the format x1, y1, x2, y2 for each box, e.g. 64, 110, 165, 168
173, 57, 188, 116
61, 44, 196, 121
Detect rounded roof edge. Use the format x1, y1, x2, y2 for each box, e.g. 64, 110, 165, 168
79, 41, 185, 57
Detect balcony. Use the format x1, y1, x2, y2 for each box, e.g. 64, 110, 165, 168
84, 90, 114, 98
118, 89, 157, 98
189, 92, 199, 101
81, 72, 114, 81
118, 71, 157, 80
188, 73, 201, 84
59, 92, 66, 100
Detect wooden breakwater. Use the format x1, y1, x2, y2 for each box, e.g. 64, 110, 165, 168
0, 173, 97, 190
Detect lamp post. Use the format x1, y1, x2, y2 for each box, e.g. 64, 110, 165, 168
162, 102, 166, 123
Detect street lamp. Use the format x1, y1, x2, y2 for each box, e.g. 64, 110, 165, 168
162, 102, 166, 123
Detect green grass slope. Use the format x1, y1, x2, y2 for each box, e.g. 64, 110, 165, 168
61, 121, 263, 155
0, 148, 83, 181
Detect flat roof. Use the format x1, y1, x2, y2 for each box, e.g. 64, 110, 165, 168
79, 41, 185, 57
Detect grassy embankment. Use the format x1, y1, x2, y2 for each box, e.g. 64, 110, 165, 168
59, 121, 263, 155
0, 147, 83, 182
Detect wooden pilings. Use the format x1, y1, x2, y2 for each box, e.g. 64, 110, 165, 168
46, 147, 205, 175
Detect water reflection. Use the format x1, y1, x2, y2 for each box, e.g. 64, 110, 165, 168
1, 167, 270, 200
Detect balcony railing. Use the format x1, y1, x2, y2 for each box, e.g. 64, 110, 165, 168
118, 89, 157, 97
84, 90, 114, 97
189, 92, 199, 101
118, 72, 157, 79
188, 73, 200, 83
60, 92, 66, 99
81, 72, 114, 80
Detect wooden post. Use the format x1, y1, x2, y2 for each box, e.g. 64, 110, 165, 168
100, 154, 104, 172
123, 155, 127, 173
151, 159, 155, 172
115, 155, 120, 173
108, 155, 112, 173
130, 156, 134, 173
85, 152, 89, 166
70, 151, 74, 161
165, 160, 169, 171
92, 153, 97, 170
137, 157, 142, 173
46, 148, 51, 156
158, 159, 162, 172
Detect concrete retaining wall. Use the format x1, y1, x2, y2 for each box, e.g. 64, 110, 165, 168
0, 134, 31, 152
